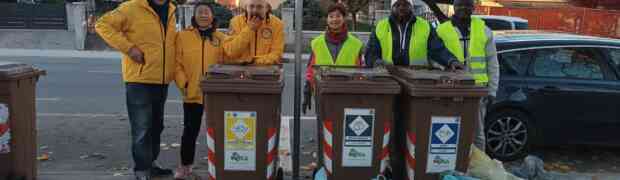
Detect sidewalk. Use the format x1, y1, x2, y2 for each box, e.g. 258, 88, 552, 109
0, 48, 310, 63
39, 170, 297, 180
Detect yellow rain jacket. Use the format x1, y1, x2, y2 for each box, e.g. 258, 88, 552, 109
95, 0, 177, 84
225, 14, 285, 65
175, 28, 228, 104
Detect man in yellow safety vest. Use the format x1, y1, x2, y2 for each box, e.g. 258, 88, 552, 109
364, 0, 456, 67
436, 0, 500, 152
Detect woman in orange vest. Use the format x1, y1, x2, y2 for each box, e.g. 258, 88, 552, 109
303, 3, 364, 113
173, 2, 228, 178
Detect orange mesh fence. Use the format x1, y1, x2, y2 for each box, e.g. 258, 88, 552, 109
476, 6, 620, 39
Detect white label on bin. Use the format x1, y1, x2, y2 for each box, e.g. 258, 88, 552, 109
0, 104, 9, 154
224, 111, 256, 171
426, 116, 460, 173
342, 108, 374, 167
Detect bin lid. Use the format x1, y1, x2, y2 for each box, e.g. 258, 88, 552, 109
0, 61, 45, 81
315, 66, 400, 95
201, 64, 283, 94
391, 66, 488, 97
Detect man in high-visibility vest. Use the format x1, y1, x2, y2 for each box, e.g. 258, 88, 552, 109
364, 0, 456, 67
437, 0, 500, 152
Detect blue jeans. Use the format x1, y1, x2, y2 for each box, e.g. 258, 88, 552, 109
126, 83, 168, 173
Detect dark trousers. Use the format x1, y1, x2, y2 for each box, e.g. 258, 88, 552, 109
181, 103, 204, 165
126, 83, 168, 173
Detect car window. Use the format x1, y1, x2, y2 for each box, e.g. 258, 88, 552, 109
482, 19, 513, 30
608, 48, 620, 67
499, 50, 532, 76
532, 48, 605, 80
514, 22, 528, 30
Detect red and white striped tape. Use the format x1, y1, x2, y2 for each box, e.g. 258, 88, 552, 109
405, 131, 417, 180
266, 127, 278, 180
379, 120, 391, 175
207, 128, 217, 180
322, 119, 333, 175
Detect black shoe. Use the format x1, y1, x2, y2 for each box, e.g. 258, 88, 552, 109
135, 175, 151, 180
135, 171, 151, 180
151, 165, 174, 177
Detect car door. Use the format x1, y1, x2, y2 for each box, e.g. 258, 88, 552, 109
603, 48, 620, 143
526, 47, 620, 144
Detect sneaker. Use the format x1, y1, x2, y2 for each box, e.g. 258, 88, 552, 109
135, 175, 151, 180
135, 171, 151, 180
152, 163, 173, 177
174, 165, 192, 180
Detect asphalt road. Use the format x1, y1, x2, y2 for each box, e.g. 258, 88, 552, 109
1, 56, 310, 117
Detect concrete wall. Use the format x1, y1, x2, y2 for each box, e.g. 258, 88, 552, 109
0, 30, 75, 50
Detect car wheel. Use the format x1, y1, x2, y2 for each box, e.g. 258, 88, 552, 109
485, 109, 531, 161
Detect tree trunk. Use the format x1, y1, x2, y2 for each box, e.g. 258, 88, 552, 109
351, 12, 357, 31
422, 0, 449, 22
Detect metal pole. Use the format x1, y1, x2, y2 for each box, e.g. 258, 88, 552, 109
293, 0, 303, 179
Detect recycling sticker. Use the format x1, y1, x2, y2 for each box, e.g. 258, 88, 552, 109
426, 116, 461, 173
224, 111, 256, 171
0, 104, 9, 154
342, 108, 375, 167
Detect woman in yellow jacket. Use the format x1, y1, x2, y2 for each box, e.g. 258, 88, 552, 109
173, 2, 227, 178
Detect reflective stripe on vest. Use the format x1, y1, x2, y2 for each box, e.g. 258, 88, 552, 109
311, 34, 363, 66
375, 17, 430, 65
437, 17, 489, 85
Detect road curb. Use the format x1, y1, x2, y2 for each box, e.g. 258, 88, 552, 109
0, 48, 310, 63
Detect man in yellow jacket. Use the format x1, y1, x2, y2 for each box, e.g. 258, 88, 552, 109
225, 0, 285, 65
95, 0, 176, 178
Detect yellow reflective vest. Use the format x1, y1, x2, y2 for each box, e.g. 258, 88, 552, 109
437, 17, 489, 85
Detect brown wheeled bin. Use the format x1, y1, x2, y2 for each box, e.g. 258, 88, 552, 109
390, 67, 487, 180
201, 64, 284, 180
313, 66, 400, 180
0, 62, 45, 180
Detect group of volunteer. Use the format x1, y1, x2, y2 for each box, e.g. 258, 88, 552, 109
94, 0, 497, 178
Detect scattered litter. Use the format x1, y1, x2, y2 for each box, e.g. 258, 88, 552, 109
113, 172, 126, 176
80, 152, 107, 160
161, 143, 170, 150
301, 162, 317, 171
90, 152, 106, 160
467, 146, 523, 180
80, 155, 89, 160
37, 153, 50, 161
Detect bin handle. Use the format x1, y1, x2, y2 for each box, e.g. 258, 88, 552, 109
436, 75, 456, 88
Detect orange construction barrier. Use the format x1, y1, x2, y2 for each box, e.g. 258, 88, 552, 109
476, 6, 620, 39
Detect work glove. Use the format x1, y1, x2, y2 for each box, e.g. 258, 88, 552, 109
448, 61, 465, 71
302, 81, 312, 114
